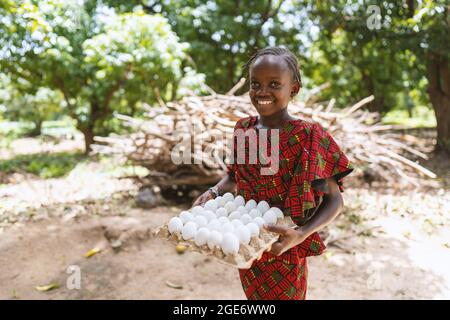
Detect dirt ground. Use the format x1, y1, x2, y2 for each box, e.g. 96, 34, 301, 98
0, 134, 449, 300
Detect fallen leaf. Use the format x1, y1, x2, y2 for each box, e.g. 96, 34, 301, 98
165, 280, 183, 289
324, 251, 334, 260
35, 283, 59, 292
85, 247, 101, 258
11, 288, 19, 299
175, 244, 187, 254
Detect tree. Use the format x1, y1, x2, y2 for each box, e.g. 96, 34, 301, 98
304, 0, 450, 154
0, 74, 63, 136
106, 0, 312, 93
0, 0, 204, 152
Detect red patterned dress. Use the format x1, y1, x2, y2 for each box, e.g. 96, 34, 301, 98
227, 116, 353, 300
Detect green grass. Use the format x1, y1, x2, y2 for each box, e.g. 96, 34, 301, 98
0, 151, 86, 179
0, 121, 31, 138
382, 105, 436, 128
0, 118, 77, 138
41, 119, 78, 136
96, 156, 150, 178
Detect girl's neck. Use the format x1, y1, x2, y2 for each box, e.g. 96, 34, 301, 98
257, 109, 295, 129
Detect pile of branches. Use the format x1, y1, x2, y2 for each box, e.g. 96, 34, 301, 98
93, 81, 436, 190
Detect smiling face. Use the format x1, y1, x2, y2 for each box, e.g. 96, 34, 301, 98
249, 55, 300, 117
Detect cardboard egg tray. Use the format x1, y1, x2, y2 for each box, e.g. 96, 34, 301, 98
154, 216, 296, 269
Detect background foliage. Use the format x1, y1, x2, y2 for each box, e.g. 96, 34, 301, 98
1, 0, 448, 153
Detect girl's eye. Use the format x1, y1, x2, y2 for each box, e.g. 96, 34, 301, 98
270, 81, 281, 88
250, 82, 259, 89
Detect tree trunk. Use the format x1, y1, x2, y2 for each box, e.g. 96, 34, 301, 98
79, 101, 100, 154
28, 120, 42, 137
81, 126, 94, 154
361, 70, 385, 113
427, 53, 450, 155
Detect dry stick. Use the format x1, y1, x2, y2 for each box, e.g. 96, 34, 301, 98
380, 147, 437, 178
342, 95, 375, 117
304, 82, 331, 106
375, 138, 429, 159
364, 124, 413, 132
392, 166, 420, 187
202, 84, 217, 96
226, 78, 247, 96
325, 98, 336, 113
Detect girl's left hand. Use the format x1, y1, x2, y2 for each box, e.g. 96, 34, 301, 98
264, 224, 310, 256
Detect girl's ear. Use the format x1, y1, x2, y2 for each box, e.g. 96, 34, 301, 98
290, 82, 300, 97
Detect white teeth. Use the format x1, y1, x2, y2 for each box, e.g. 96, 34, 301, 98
258, 101, 272, 105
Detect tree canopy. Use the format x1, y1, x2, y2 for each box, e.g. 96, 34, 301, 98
1, 0, 449, 153
0, 0, 205, 151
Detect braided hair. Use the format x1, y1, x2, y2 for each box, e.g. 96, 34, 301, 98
244, 46, 302, 87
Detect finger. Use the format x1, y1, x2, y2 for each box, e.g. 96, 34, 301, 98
194, 194, 208, 207
264, 224, 288, 235
192, 198, 201, 207
270, 242, 284, 256
192, 197, 204, 207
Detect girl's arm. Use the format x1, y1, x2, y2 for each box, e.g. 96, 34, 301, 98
266, 177, 344, 256
297, 177, 344, 236
192, 175, 236, 207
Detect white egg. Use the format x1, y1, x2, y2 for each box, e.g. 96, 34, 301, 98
221, 222, 235, 234
218, 196, 227, 207
249, 208, 262, 219
224, 201, 237, 214
218, 216, 229, 225
233, 195, 245, 208
221, 232, 240, 255
191, 206, 204, 216
207, 230, 223, 250
194, 227, 210, 246
268, 207, 284, 219
235, 225, 251, 245
256, 200, 270, 214
222, 192, 234, 203
263, 210, 277, 225
193, 215, 208, 228
203, 210, 217, 222
240, 214, 252, 225
231, 219, 243, 228
204, 199, 218, 212
179, 211, 194, 224
228, 211, 241, 221
168, 217, 183, 234
207, 219, 221, 231
179, 210, 190, 217
253, 216, 265, 228
181, 221, 197, 240
215, 207, 228, 218
245, 199, 257, 211
236, 206, 248, 215
214, 196, 223, 206
246, 222, 260, 237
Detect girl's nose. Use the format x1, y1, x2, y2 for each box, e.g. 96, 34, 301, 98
257, 86, 271, 95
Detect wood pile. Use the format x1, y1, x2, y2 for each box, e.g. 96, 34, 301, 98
93, 81, 436, 190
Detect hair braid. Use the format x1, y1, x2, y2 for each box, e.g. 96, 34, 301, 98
243, 46, 302, 87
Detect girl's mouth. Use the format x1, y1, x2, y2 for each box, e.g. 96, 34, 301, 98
257, 100, 273, 105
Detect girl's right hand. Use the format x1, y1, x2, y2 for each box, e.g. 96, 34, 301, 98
192, 190, 214, 207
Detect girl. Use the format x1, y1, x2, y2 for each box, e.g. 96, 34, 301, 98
193, 47, 353, 300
